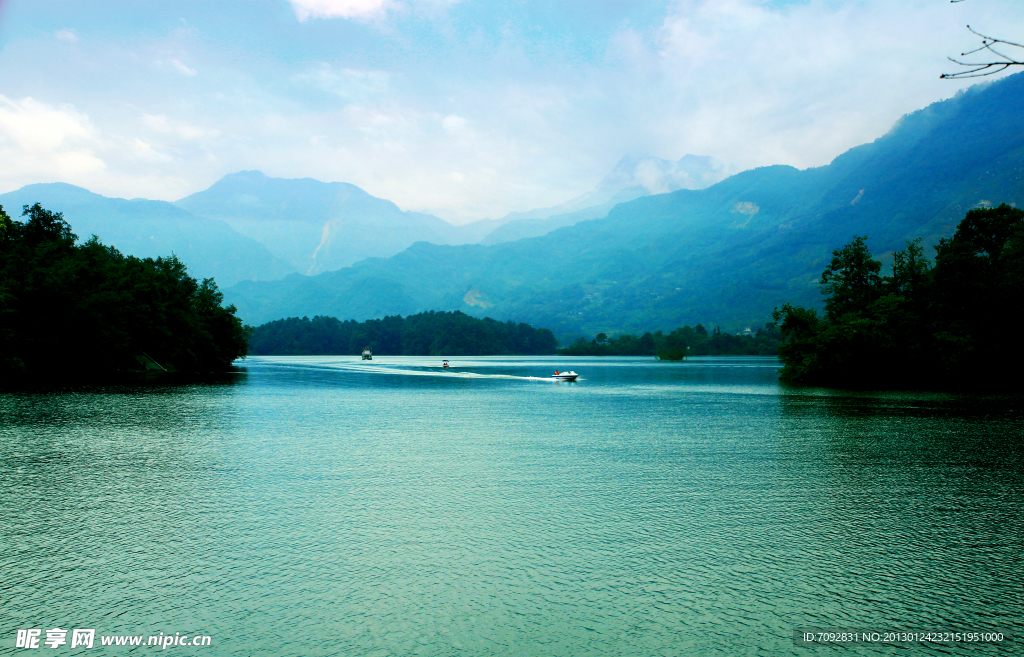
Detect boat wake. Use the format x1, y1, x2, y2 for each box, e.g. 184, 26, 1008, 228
262, 358, 560, 382
349, 363, 553, 381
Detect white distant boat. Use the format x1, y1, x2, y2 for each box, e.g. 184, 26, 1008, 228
443, 360, 450, 369
361, 347, 372, 360
551, 370, 578, 381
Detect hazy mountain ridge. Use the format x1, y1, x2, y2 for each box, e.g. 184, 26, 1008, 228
222, 73, 1024, 339
0, 153, 711, 290
175, 170, 504, 275
0, 183, 294, 287
480, 154, 730, 245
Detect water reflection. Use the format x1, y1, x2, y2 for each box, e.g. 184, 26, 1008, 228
1, 357, 1021, 656
772, 392, 1024, 641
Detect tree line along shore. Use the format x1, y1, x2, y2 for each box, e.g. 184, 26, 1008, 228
247, 312, 557, 356
246, 313, 781, 358
557, 324, 781, 359
2, 202, 1020, 390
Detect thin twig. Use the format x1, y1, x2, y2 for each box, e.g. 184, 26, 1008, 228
941, 25, 1024, 79
966, 24, 1024, 51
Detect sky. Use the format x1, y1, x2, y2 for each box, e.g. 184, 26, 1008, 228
0, 0, 1022, 223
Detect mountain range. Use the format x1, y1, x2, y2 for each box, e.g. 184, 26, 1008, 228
175, 171, 500, 275
219, 73, 1024, 340
1, 151, 724, 288
5, 73, 1021, 342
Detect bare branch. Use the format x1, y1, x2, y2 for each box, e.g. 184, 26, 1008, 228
942, 25, 1024, 79
965, 25, 1024, 51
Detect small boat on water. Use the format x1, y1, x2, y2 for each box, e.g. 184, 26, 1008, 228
362, 347, 372, 360
442, 360, 450, 369
551, 370, 578, 381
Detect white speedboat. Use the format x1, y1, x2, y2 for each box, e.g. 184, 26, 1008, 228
551, 370, 578, 381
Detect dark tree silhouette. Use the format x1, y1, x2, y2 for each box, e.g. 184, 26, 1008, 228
0, 203, 250, 381
772, 205, 1024, 389
248, 311, 557, 356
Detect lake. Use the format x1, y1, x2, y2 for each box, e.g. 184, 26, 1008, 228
1, 356, 1021, 655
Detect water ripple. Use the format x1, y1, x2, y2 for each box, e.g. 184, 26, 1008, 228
1, 357, 1021, 656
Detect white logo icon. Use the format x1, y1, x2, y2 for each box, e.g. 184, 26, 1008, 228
15, 629, 41, 649
44, 628, 67, 649
71, 629, 95, 649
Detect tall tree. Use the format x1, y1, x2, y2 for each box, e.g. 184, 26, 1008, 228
931, 204, 1024, 376
820, 236, 882, 321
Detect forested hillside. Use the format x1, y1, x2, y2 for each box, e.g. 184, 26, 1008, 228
249, 311, 556, 356
224, 73, 1024, 339
0, 203, 250, 382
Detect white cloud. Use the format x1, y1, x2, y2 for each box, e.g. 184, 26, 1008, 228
142, 114, 172, 132
55, 29, 79, 43
441, 114, 468, 134
596, 0, 995, 172
142, 114, 219, 140
0, 97, 207, 200
294, 65, 390, 101
0, 96, 105, 180
176, 125, 219, 140
3, 0, 1023, 222
171, 59, 197, 76
132, 138, 174, 163
290, 0, 391, 21
289, 0, 460, 21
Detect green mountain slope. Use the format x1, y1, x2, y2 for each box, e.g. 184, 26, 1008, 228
0, 184, 294, 287
224, 73, 1024, 338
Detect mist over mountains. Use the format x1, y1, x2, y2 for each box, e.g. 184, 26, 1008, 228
0, 149, 718, 287
481, 154, 730, 245
0, 183, 293, 287
175, 172, 501, 275
220, 73, 1024, 339
4, 73, 1022, 342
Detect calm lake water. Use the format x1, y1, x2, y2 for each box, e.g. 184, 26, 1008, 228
2, 356, 1022, 656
